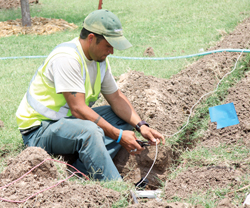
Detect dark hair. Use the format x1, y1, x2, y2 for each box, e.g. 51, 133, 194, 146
80, 27, 105, 44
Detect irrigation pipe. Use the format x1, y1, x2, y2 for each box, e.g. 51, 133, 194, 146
1, 49, 250, 61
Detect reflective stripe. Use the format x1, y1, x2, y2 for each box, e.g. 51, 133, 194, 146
26, 42, 82, 120
25, 39, 105, 120
27, 90, 69, 120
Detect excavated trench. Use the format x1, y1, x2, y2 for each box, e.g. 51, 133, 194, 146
113, 16, 250, 191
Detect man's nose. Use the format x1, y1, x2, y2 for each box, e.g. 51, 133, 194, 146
108, 47, 114, 54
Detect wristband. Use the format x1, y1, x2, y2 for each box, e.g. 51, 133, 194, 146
116, 129, 123, 143
135, 121, 149, 133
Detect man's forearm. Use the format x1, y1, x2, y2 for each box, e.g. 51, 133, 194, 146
63, 92, 120, 140
104, 90, 142, 128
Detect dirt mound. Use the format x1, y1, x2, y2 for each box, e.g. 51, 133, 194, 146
0, 17, 78, 37
0, 0, 38, 9
0, 147, 120, 207
0, 147, 57, 181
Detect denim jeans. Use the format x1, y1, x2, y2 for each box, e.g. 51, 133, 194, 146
22, 106, 133, 181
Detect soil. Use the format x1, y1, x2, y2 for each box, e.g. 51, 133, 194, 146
0, 0, 38, 9
0, 147, 121, 208
1, 1, 250, 207
0, 0, 77, 37
0, 17, 78, 37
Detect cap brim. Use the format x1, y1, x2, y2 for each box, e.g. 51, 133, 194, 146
104, 35, 132, 50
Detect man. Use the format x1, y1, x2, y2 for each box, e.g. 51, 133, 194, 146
16, 9, 165, 181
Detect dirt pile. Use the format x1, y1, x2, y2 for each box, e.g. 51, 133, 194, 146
0, 0, 38, 9
0, 17, 78, 37
0, 147, 121, 208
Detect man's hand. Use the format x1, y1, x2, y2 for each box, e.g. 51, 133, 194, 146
140, 125, 165, 145
119, 130, 144, 155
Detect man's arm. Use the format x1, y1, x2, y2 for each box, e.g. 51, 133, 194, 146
63, 91, 145, 154
103, 89, 165, 145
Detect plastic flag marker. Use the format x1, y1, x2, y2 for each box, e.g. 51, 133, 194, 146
209, 102, 239, 129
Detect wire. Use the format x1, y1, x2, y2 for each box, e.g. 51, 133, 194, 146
135, 142, 158, 189
163, 51, 244, 138
109, 49, 250, 60
0, 158, 89, 203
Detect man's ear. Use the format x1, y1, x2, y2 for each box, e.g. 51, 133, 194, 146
88, 33, 95, 43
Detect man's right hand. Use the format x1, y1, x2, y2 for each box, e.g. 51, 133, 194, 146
119, 130, 144, 155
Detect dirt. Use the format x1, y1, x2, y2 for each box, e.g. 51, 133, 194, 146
0, 147, 121, 208
1, 2, 250, 207
0, 17, 78, 37
0, 1, 77, 37
0, 0, 38, 9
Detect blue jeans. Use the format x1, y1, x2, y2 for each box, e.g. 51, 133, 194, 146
22, 106, 133, 181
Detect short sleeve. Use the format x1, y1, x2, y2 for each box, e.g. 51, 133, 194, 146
101, 62, 118, 94
50, 56, 85, 94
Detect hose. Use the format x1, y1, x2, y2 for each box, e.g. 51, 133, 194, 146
1, 49, 250, 61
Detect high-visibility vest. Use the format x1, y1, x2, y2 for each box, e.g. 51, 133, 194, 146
16, 37, 108, 130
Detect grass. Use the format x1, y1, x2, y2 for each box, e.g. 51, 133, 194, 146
1, 0, 250, 207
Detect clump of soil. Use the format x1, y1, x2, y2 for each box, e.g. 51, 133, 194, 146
143, 47, 155, 57
0, 147, 121, 207
0, 17, 78, 37
0, 0, 38, 9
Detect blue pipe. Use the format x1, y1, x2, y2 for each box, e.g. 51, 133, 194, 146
1, 49, 250, 61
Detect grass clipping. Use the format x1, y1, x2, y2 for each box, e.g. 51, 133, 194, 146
0, 17, 78, 37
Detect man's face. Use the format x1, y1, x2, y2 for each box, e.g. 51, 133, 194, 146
88, 36, 114, 62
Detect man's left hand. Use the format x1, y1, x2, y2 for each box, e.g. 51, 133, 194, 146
140, 125, 165, 145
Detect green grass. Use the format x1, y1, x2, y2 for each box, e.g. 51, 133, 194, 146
180, 144, 250, 167
1, 0, 250, 207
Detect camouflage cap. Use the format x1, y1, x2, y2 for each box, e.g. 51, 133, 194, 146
83, 9, 132, 50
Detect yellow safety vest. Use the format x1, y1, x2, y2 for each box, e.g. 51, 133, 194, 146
16, 38, 108, 130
